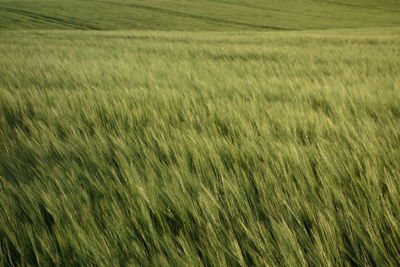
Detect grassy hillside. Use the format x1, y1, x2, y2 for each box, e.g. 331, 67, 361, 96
0, 0, 400, 30
1, 27, 400, 265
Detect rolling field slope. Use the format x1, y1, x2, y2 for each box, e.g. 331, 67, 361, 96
0, 0, 400, 30
1, 0, 400, 266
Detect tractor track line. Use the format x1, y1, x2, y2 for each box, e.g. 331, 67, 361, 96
315, 0, 400, 13
92, 0, 294, 31
0, 6, 101, 30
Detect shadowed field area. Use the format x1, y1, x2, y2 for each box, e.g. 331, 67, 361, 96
0, 0, 400, 30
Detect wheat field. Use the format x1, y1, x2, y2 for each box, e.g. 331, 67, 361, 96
1, 1, 400, 266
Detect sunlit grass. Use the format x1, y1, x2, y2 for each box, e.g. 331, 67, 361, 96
0, 28, 399, 265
